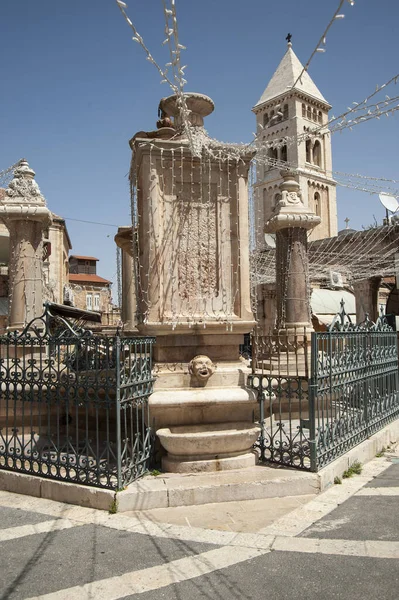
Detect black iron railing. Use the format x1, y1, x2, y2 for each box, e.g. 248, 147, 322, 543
309, 304, 399, 470
0, 304, 155, 489
248, 303, 399, 472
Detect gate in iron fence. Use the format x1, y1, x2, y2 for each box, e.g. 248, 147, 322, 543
248, 302, 399, 472
248, 326, 313, 470
309, 303, 399, 470
0, 304, 155, 490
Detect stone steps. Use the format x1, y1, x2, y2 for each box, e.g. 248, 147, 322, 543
116, 464, 319, 511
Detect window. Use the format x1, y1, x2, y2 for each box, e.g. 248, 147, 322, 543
313, 140, 322, 167
280, 145, 287, 162
94, 294, 100, 311
313, 108, 317, 122
269, 110, 275, 125
318, 111, 322, 124
263, 112, 269, 127
268, 147, 278, 161
305, 139, 312, 163
86, 294, 93, 310
302, 104, 306, 117
314, 192, 321, 217
283, 104, 289, 120
307, 106, 312, 120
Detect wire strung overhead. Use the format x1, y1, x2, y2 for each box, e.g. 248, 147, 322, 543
291, 0, 355, 90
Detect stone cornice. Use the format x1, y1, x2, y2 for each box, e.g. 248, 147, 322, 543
253, 90, 331, 115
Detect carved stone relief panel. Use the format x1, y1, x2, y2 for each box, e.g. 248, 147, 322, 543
176, 181, 218, 300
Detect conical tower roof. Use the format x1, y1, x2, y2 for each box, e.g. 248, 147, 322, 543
254, 44, 329, 109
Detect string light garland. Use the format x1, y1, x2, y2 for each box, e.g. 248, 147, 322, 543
291, 0, 355, 91
115, 0, 195, 149
114, 0, 398, 329
252, 224, 399, 288
116, 245, 122, 309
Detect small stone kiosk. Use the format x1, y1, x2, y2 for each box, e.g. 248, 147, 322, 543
0, 160, 52, 331
126, 93, 259, 472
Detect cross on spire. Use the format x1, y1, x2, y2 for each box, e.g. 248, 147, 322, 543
286, 33, 292, 45
344, 217, 350, 229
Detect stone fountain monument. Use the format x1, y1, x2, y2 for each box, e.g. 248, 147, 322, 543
117, 92, 259, 473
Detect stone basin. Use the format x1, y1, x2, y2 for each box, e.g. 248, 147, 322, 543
157, 421, 260, 462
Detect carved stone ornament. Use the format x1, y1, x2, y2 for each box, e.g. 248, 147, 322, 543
279, 189, 303, 207
5, 159, 45, 204
188, 355, 215, 382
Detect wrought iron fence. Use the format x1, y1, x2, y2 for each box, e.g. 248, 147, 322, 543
248, 303, 399, 472
310, 304, 399, 470
248, 327, 312, 470
0, 304, 155, 489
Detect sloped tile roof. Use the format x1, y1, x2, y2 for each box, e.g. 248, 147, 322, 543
254, 46, 328, 108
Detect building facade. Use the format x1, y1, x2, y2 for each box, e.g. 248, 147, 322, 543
68, 255, 120, 327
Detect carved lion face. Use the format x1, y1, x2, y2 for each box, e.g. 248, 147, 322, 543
189, 355, 215, 382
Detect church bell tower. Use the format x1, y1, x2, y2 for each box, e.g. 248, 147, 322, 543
253, 39, 338, 245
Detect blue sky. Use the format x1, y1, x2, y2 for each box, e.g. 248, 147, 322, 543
0, 0, 398, 295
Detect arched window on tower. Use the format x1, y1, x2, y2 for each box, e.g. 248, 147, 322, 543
268, 147, 278, 164
269, 110, 275, 125
313, 140, 322, 167
314, 192, 321, 217
307, 106, 312, 120
283, 104, 289, 120
273, 193, 282, 209
318, 111, 322, 124
313, 108, 317, 122
280, 145, 287, 162
302, 104, 306, 117
263, 112, 269, 127
305, 139, 312, 163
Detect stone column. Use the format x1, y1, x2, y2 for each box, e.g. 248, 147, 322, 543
265, 171, 320, 335
353, 276, 381, 323
0, 160, 52, 330
114, 226, 137, 331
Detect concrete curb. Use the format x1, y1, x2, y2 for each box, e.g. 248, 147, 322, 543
317, 418, 399, 490
1, 418, 398, 512
0, 470, 116, 512
0, 466, 318, 513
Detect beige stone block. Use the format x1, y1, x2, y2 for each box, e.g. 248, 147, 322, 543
40, 479, 115, 511
0, 470, 42, 498
117, 478, 168, 512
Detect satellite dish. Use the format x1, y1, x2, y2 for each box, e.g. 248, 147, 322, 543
264, 233, 276, 248
379, 193, 399, 214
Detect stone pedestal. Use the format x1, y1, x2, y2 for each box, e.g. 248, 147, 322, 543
265, 171, 320, 336
353, 276, 381, 323
129, 93, 258, 472
0, 160, 52, 330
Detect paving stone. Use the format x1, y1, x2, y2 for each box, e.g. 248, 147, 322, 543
0, 523, 220, 600
300, 496, 399, 541
0, 506, 59, 530
123, 552, 399, 600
